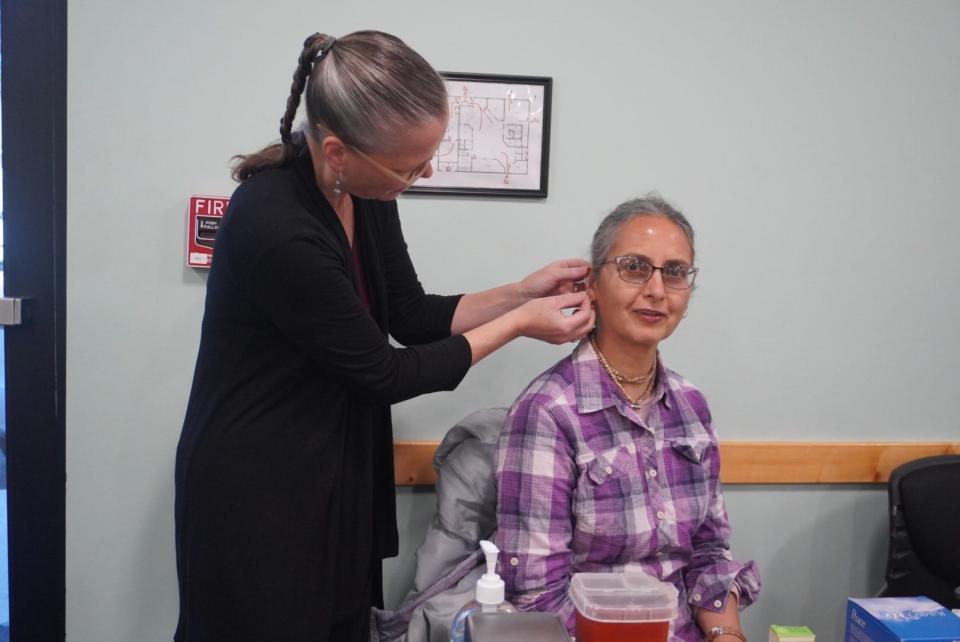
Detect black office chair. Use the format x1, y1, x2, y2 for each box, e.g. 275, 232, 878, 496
878, 454, 960, 609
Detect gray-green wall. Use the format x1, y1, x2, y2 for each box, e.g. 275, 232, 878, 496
66, 2, 960, 640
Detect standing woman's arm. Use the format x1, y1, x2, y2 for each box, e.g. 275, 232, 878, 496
378, 209, 595, 363
247, 230, 472, 405
461, 292, 593, 365
448, 257, 589, 335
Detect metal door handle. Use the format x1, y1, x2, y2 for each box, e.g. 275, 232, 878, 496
0, 297, 28, 326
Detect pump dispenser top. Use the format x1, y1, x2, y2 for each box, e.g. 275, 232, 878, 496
475, 540, 505, 605
449, 540, 517, 642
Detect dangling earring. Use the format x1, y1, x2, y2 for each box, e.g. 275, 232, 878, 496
682, 311, 688, 319
333, 174, 342, 197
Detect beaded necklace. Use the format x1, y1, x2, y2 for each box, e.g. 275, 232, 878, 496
590, 335, 657, 408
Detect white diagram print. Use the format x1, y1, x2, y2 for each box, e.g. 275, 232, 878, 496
411, 77, 549, 194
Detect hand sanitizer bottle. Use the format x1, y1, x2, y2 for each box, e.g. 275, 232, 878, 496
450, 540, 518, 642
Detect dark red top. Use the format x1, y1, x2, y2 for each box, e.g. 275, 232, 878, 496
351, 225, 370, 310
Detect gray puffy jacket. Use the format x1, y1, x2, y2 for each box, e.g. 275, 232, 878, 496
371, 408, 506, 642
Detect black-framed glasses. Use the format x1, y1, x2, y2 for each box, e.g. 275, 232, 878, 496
603, 255, 699, 290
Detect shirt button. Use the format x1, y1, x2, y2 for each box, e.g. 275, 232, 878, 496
693, 593, 702, 602
656, 510, 665, 520
510, 557, 519, 566
648, 469, 658, 478
605, 466, 614, 475
714, 599, 723, 608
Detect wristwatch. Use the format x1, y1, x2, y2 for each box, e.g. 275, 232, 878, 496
706, 625, 747, 641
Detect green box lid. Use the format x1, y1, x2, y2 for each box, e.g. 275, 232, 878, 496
769, 625, 815, 640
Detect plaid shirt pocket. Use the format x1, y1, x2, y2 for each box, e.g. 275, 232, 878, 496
664, 437, 713, 527
574, 445, 647, 562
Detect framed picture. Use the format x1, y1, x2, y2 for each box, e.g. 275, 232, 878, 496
406, 72, 552, 198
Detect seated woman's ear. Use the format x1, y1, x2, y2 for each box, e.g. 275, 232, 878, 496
587, 286, 598, 309
585, 272, 598, 306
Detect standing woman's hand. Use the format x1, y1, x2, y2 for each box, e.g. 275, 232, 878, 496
512, 291, 595, 344
518, 259, 591, 299
463, 290, 595, 364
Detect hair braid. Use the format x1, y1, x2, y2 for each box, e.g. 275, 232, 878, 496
279, 33, 330, 160
231, 33, 333, 181
231, 30, 446, 182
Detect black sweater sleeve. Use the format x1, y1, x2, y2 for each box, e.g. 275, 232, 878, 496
378, 206, 464, 346
244, 232, 471, 405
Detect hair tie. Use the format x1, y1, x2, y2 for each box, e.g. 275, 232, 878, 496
314, 37, 336, 63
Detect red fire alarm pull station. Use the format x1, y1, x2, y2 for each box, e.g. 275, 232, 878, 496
187, 195, 229, 268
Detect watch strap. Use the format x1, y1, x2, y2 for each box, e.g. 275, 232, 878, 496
706, 625, 747, 641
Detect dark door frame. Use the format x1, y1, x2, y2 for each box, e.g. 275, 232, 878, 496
1, 0, 68, 640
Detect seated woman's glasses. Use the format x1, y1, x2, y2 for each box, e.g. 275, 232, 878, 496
604, 255, 699, 290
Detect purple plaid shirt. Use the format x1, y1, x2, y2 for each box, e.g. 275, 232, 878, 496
495, 340, 761, 641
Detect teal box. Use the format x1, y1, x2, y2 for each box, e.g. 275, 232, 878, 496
845, 597, 960, 642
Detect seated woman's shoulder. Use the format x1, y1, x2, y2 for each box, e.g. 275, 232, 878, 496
661, 367, 713, 425
661, 366, 705, 396
508, 353, 578, 412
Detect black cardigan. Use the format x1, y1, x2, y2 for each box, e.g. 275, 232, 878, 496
174, 148, 472, 641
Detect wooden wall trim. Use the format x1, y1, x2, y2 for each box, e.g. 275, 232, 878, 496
394, 441, 960, 486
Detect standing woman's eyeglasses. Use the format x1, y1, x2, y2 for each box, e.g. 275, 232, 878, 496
602, 255, 699, 290
348, 146, 434, 190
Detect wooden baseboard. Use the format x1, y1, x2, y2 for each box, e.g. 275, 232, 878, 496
394, 441, 960, 486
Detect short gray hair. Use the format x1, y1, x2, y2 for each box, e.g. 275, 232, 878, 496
590, 194, 695, 274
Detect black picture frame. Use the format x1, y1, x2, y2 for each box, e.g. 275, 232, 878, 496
406, 72, 552, 198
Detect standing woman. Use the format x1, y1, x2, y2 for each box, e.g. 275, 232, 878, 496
175, 31, 594, 642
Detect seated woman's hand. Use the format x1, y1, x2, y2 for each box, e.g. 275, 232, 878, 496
513, 291, 595, 344
518, 259, 591, 299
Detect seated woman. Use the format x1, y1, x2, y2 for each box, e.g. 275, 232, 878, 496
495, 195, 760, 642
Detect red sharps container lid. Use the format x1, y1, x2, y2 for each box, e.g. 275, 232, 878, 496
568, 569, 679, 623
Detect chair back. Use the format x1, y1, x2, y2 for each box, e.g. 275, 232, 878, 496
880, 454, 960, 608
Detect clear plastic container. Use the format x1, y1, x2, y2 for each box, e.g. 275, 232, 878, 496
568, 570, 679, 642
466, 612, 571, 641
450, 540, 517, 642
450, 600, 518, 642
